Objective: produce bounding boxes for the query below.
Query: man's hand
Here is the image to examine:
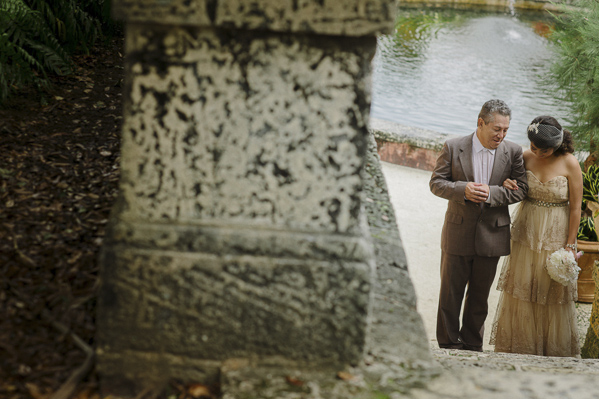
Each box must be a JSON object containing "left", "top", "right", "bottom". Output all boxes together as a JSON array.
[
  {"left": 465, "top": 182, "right": 489, "bottom": 203},
  {"left": 502, "top": 178, "right": 519, "bottom": 191}
]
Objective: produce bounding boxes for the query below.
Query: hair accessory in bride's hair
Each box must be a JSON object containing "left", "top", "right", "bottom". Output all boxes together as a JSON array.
[
  {"left": 527, "top": 122, "right": 540, "bottom": 134},
  {"left": 527, "top": 122, "right": 563, "bottom": 149}
]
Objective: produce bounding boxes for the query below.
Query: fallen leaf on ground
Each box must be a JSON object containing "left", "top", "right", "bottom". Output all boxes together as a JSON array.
[
  {"left": 336, "top": 371, "right": 356, "bottom": 381},
  {"left": 187, "top": 383, "right": 211, "bottom": 398},
  {"left": 285, "top": 376, "right": 305, "bottom": 387},
  {"left": 25, "top": 383, "right": 48, "bottom": 399}
]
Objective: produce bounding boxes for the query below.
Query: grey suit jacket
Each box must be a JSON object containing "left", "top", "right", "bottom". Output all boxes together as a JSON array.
[{"left": 430, "top": 133, "right": 528, "bottom": 257}]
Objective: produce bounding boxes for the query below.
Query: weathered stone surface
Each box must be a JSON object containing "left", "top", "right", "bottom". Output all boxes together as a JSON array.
[
  {"left": 398, "top": 0, "right": 570, "bottom": 12},
  {"left": 369, "top": 118, "right": 453, "bottom": 152},
  {"left": 99, "top": 240, "right": 374, "bottom": 360},
  {"left": 376, "top": 140, "right": 440, "bottom": 171},
  {"left": 362, "top": 134, "right": 431, "bottom": 363},
  {"left": 217, "top": 136, "right": 435, "bottom": 399},
  {"left": 112, "top": 0, "right": 396, "bottom": 36},
  {"left": 405, "top": 348, "right": 599, "bottom": 399},
  {"left": 108, "top": 221, "right": 375, "bottom": 260},
  {"left": 218, "top": 341, "right": 599, "bottom": 399},
  {"left": 119, "top": 25, "right": 375, "bottom": 234},
  {"left": 98, "top": 2, "right": 395, "bottom": 391},
  {"left": 216, "top": 0, "right": 396, "bottom": 36},
  {"left": 369, "top": 118, "right": 453, "bottom": 171},
  {"left": 112, "top": 0, "right": 213, "bottom": 26}
]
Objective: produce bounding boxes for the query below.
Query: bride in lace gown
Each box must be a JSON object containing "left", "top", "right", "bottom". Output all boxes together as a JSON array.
[{"left": 490, "top": 116, "right": 583, "bottom": 357}]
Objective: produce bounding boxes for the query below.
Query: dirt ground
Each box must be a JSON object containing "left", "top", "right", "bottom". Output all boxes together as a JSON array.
[{"left": 0, "top": 35, "right": 124, "bottom": 399}]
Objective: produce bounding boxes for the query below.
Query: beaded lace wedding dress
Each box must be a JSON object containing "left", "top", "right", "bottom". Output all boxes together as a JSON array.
[{"left": 490, "top": 170, "right": 580, "bottom": 357}]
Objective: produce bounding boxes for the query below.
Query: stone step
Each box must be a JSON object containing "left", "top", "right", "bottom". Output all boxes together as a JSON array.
[{"left": 431, "top": 346, "right": 599, "bottom": 374}]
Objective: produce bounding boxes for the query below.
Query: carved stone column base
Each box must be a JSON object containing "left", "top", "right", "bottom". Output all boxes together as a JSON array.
[{"left": 97, "top": 220, "right": 375, "bottom": 391}]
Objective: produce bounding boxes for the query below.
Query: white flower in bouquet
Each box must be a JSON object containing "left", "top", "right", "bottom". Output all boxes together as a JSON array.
[{"left": 546, "top": 248, "right": 582, "bottom": 286}]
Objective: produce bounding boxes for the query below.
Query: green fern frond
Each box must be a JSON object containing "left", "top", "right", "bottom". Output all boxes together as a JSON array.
[
  {"left": 0, "top": 0, "right": 107, "bottom": 103},
  {"left": 25, "top": 0, "right": 101, "bottom": 52},
  {"left": 26, "top": 42, "right": 70, "bottom": 75}
]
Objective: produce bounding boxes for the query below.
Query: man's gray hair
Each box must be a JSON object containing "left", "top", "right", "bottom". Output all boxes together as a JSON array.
[{"left": 478, "top": 99, "right": 511, "bottom": 124}]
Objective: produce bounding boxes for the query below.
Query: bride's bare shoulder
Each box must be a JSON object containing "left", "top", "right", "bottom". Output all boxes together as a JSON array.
[{"left": 563, "top": 153, "right": 581, "bottom": 171}]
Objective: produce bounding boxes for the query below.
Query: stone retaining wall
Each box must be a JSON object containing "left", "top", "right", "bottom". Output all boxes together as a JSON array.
[
  {"left": 370, "top": 118, "right": 588, "bottom": 171},
  {"left": 399, "top": 0, "right": 574, "bottom": 12},
  {"left": 369, "top": 118, "right": 455, "bottom": 171}
]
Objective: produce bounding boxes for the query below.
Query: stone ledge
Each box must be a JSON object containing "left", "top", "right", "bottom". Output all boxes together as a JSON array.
[
  {"left": 215, "top": 342, "right": 599, "bottom": 399},
  {"left": 431, "top": 346, "right": 599, "bottom": 374},
  {"left": 107, "top": 220, "right": 374, "bottom": 261},
  {"left": 112, "top": 0, "right": 395, "bottom": 36},
  {"left": 369, "top": 118, "right": 453, "bottom": 150},
  {"left": 369, "top": 117, "right": 456, "bottom": 171},
  {"left": 362, "top": 133, "right": 431, "bottom": 362},
  {"left": 398, "top": 0, "right": 571, "bottom": 12}
]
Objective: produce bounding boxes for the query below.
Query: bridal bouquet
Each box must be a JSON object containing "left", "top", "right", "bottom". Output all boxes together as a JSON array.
[{"left": 546, "top": 248, "right": 582, "bottom": 286}]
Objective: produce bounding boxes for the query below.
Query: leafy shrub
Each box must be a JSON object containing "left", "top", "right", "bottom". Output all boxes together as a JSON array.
[
  {"left": 578, "top": 165, "right": 599, "bottom": 241},
  {"left": 0, "top": 0, "right": 104, "bottom": 104},
  {"left": 27, "top": 0, "right": 103, "bottom": 52},
  {"left": 550, "top": 0, "right": 599, "bottom": 164},
  {"left": 79, "top": 0, "right": 118, "bottom": 38},
  {"left": 0, "top": 0, "right": 71, "bottom": 102},
  {"left": 582, "top": 165, "right": 599, "bottom": 204},
  {"left": 578, "top": 216, "right": 599, "bottom": 242}
]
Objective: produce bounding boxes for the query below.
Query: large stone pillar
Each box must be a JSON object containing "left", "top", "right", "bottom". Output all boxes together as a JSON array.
[{"left": 97, "top": 0, "right": 395, "bottom": 394}]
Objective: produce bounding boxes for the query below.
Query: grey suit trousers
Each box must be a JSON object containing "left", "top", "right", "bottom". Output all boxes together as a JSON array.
[{"left": 437, "top": 251, "right": 499, "bottom": 350}]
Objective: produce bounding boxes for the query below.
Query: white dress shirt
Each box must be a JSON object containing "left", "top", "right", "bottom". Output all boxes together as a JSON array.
[{"left": 472, "top": 133, "right": 496, "bottom": 186}]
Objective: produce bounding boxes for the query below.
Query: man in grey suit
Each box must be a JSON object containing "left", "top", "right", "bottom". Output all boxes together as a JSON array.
[{"left": 430, "top": 99, "right": 528, "bottom": 351}]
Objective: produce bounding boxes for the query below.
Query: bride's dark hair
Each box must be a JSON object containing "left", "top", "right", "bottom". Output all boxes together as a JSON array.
[{"left": 527, "top": 115, "right": 574, "bottom": 155}]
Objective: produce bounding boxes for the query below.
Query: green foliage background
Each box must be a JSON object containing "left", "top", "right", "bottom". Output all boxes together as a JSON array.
[
  {"left": 549, "top": 0, "right": 599, "bottom": 240},
  {"left": 550, "top": 0, "right": 599, "bottom": 161},
  {"left": 0, "top": 0, "right": 113, "bottom": 104}
]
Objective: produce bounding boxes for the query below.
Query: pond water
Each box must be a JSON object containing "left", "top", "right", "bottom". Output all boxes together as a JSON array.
[{"left": 370, "top": 8, "right": 572, "bottom": 146}]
